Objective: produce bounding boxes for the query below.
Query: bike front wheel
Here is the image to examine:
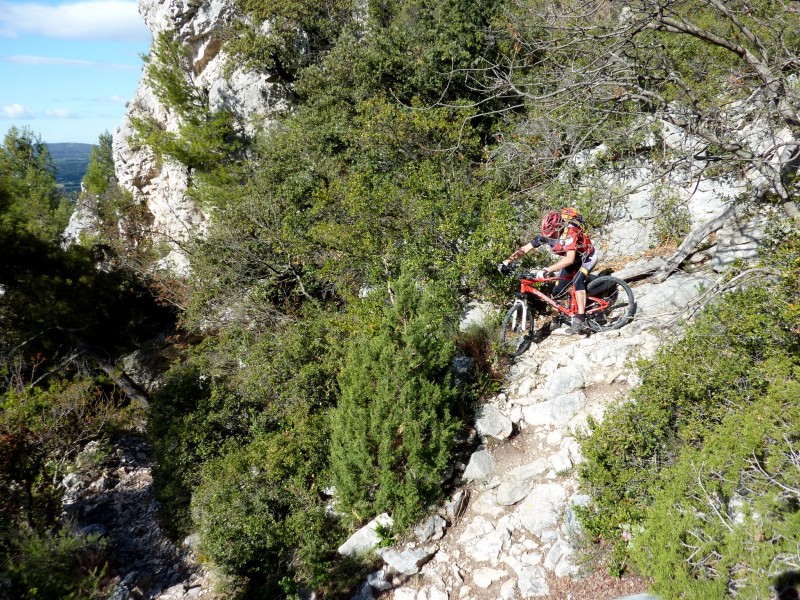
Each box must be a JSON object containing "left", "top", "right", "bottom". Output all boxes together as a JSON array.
[
  {"left": 585, "top": 276, "right": 636, "bottom": 331},
  {"left": 500, "top": 301, "right": 534, "bottom": 357}
]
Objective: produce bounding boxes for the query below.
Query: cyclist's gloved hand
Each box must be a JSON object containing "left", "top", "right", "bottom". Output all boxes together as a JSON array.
[
  {"left": 536, "top": 269, "right": 549, "bottom": 279},
  {"left": 498, "top": 262, "right": 512, "bottom": 276}
]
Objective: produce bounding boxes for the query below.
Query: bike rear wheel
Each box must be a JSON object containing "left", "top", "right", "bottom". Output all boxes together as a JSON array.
[
  {"left": 585, "top": 276, "right": 636, "bottom": 331},
  {"left": 500, "top": 301, "right": 533, "bottom": 357}
]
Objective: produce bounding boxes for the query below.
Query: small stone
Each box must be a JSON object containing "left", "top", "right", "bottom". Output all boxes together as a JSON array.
[
  {"left": 337, "top": 513, "right": 393, "bottom": 557},
  {"left": 545, "top": 430, "right": 562, "bottom": 445},
  {"left": 548, "top": 452, "right": 572, "bottom": 474},
  {"left": 415, "top": 515, "right": 447, "bottom": 542},
  {"left": 393, "top": 588, "right": 415, "bottom": 600},
  {"left": 518, "top": 483, "right": 567, "bottom": 535},
  {"left": 500, "top": 578, "right": 517, "bottom": 600},
  {"left": 452, "top": 564, "right": 464, "bottom": 584},
  {"left": 367, "top": 569, "right": 392, "bottom": 591},
  {"left": 516, "top": 565, "right": 549, "bottom": 598},
  {"left": 463, "top": 450, "right": 497, "bottom": 484},
  {"left": 473, "top": 567, "right": 508, "bottom": 588},
  {"left": 475, "top": 404, "right": 514, "bottom": 440},
  {"left": 379, "top": 546, "right": 437, "bottom": 576},
  {"left": 428, "top": 588, "right": 448, "bottom": 600}
]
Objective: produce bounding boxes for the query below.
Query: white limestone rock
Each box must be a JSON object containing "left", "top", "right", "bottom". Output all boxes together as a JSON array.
[
  {"left": 500, "top": 578, "right": 518, "bottom": 600},
  {"left": 543, "top": 365, "right": 585, "bottom": 399},
  {"left": 415, "top": 515, "right": 447, "bottom": 542},
  {"left": 462, "top": 449, "right": 497, "bottom": 484},
  {"left": 473, "top": 567, "right": 508, "bottom": 589},
  {"left": 475, "top": 404, "right": 514, "bottom": 440},
  {"left": 337, "top": 513, "right": 393, "bottom": 557},
  {"left": 517, "top": 484, "right": 567, "bottom": 535},
  {"left": 102, "top": 0, "right": 291, "bottom": 272},
  {"left": 522, "top": 392, "right": 587, "bottom": 427},
  {"left": 516, "top": 565, "right": 550, "bottom": 598},
  {"left": 458, "top": 516, "right": 510, "bottom": 563},
  {"left": 378, "top": 546, "right": 437, "bottom": 576}
]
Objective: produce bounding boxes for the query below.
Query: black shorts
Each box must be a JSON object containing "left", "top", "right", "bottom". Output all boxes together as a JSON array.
[{"left": 552, "top": 249, "right": 598, "bottom": 296}]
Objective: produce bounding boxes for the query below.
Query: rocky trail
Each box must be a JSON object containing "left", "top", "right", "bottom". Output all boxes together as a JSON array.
[
  {"left": 62, "top": 436, "right": 215, "bottom": 600},
  {"left": 342, "top": 261, "right": 722, "bottom": 600}
]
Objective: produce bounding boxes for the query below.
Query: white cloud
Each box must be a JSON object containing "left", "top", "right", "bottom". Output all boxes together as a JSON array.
[
  {"left": 45, "top": 108, "right": 77, "bottom": 118},
  {"left": 0, "top": 1, "right": 150, "bottom": 42},
  {"left": 1, "top": 103, "right": 35, "bottom": 119},
  {"left": 100, "top": 94, "right": 128, "bottom": 103},
  {"left": 3, "top": 54, "right": 140, "bottom": 71}
]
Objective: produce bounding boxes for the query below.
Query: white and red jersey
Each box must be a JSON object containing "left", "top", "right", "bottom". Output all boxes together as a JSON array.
[{"left": 531, "top": 225, "right": 594, "bottom": 258}]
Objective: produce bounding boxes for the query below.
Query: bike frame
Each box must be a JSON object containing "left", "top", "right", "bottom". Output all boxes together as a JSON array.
[{"left": 508, "top": 274, "right": 611, "bottom": 333}]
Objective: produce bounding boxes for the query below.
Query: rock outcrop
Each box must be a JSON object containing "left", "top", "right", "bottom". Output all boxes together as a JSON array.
[{"left": 95, "top": 0, "right": 288, "bottom": 272}]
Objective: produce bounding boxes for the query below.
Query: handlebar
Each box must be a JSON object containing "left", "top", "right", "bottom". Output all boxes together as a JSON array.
[{"left": 505, "top": 265, "right": 565, "bottom": 283}]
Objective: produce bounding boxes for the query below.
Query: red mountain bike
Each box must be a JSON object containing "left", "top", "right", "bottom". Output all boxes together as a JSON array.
[{"left": 500, "top": 270, "right": 636, "bottom": 356}]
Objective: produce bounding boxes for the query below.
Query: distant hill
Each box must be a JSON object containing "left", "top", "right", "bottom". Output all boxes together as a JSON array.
[{"left": 48, "top": 142, "right": 94, "bottom": 196}]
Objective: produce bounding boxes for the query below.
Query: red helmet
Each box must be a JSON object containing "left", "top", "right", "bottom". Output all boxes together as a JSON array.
[{"left": 541, "top": 211, "right": 563, "bottom": 237}]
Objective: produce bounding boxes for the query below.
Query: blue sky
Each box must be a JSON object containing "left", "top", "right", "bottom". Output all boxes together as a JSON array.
[{"left": 0, "top": 0, "right": 151, "bottom": 144}]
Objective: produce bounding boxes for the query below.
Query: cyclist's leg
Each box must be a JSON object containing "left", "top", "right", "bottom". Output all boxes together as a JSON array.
[
  {"left": 553, "top": 256, "right": 582, "bottom": 297},
  {"left": 574, "top": 249, "right": 599, "bottom": 315}
]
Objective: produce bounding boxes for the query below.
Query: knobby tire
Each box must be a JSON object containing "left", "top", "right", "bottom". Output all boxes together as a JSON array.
[
  {"left": 500, "top": 302, "right": 533, "bottom": 357},
  {"left": 586, "top": 276, "right": 636, "bottom": 331}
]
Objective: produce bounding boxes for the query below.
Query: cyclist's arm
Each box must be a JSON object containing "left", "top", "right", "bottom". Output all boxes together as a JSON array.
[
  {"left": 502, "top": 242, "right": 534, "bottom": 266},
  {"left": 545, "top": 249, "right": 577, "bottom": 274}
]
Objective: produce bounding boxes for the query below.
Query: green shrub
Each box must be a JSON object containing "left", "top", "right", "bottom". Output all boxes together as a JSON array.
[
  {"left": 632, "top": 373, "right": 800, "bottom": 600},
  {"left": 577, "top": 279, "right": 799, "bottom": 575},
  {"left": 191, "top": 415, "right": 342, "bottom": 596},
  {"left": 1, "top": 529, "right": 110, "bottom": 600},
  {"left": 150, "top": 312, "right": 346, "bottom": 540},
  {"left": 330, "top": 275, "right": 461, "bottom": 528},
  {"left": 652, "top": 188, "right": 691, "bottom": 245},
  {"left": 1, "top": 379, "right": 127, "bottom": 532}
]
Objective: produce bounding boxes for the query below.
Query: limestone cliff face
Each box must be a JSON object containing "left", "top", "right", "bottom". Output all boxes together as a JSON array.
[{"left": 112, "top": 0, "right": 289, "bottom": 273}]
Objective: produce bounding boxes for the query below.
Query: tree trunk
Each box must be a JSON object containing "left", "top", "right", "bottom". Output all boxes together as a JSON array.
[
  {"left": 82, "top": 346, "right": 150, "bottom": 406},
  {"left": 66, "top": 333, "right": 150, "bottom": 406},
  {"left": 651, "top": 203, "right": 739, "bottom": 283}
]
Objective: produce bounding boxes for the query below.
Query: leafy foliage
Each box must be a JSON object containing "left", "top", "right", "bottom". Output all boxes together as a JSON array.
[
  {"left": 0, "top": 128, "right": 172, "bottom": 600},
  {"left": 632, "top": 375, "right": 800, "bottom": 599},
  {"left": 577, "top": 228, "right": 800, "bottom": 578},
  {"left": 191, "top": 419, "right": 343, "bottom": 596},
  {"left": 227, "top": 0, "right": 357, "bottom": 83},
  {"left": 1, "top": 529, "right": 109, "bottom": 600},
  {"left": 149, "top": 310, "right": 349, "bottom": 591},
  {"left": 81, "top": 133, "right": 116, "bottom": 197},
  {"left": 133, "top": 32, "right": 248, "bottom": 201},
  {"left": 104, "top": 0, "right": 800, "bottom": 596},
  {"left": 330, "top": 276, "right": 462, "bottom": 528},
  {"left": 0, "top": 127, "right": 72, "bottom": 243}
]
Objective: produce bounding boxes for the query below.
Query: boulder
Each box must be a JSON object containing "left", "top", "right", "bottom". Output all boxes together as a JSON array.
[
  {"left": 378, "top": 546, "right": 437, "bottom": 576},
  {"left": 517, "top": 484, "right": 567, "bottom": 535},
  {"left": 522, "top": 392, "right": 587, "bottom": 427}
]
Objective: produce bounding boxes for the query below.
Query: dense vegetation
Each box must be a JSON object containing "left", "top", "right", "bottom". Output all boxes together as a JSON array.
[
  {"left": 578, "top": 230, "right": 800, "bottom": 597},
  {"left": 0, "top": 127, "right": 174, "bottom": 598},
  {"left": 2, "top": 0, "right": 800, "bottom": 598}
]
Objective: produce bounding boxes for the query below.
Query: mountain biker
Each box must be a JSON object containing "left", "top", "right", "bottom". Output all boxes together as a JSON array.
[{"left": 498, "top": 208, "right": 598, "bottom": 334}]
